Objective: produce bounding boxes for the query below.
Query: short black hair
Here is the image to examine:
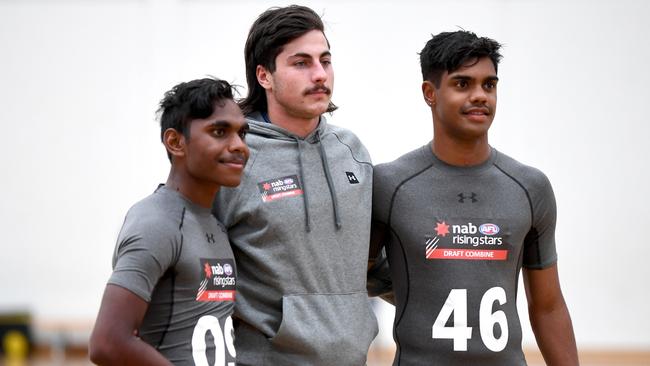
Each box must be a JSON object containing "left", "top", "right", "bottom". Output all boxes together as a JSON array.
[
  {"left": 158, "top": 77, "right": 236, "bottom": 160},
  {"left": 240, "top": 5, "right": 337, "bottom": 115},
  {"left": 420, "top": 30, "right": 503, "bottom": 87}
]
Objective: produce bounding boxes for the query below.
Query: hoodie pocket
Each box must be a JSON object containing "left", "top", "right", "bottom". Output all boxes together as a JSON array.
[{"left": 268, "top": 291, "right": 378, "bottom": 366}]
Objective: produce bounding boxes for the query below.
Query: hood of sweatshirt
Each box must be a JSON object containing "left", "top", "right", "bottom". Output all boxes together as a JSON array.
[{"left": 245, "top": 111, "right": 341, "bottom": 232}]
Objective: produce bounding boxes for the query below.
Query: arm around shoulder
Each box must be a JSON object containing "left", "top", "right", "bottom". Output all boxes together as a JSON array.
[
  {"left": 89, "top": 284, "right": 173, "bottom": 366},
  {"left": 523, "top": 263, "right": 579, "bottom": 366},
  {"left": 367, "top": 221, "right": 395, "bottom": 303}
]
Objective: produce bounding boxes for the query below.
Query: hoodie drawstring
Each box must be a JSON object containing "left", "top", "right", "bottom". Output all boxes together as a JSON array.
[
  {"left": 316, "top": 131, "right": 342, "bottom": 230},
  {"left": 293, "top": 131, "right": 342, "bottom": 232},
  {"left": 295, "top": 139, "right": 312, "bottom": 232}
]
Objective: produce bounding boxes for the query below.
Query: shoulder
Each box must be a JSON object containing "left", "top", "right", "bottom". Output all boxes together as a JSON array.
[
  {"left": 492, "top": 149, "right": 552, "bottom": 193},
  {"left": 373, "top": 144, "right": 433, "bottom": 221},
  {"left": 113, "top": 192, "right": 188, "bottom": 275},
  {"left": 375, "top": 144, "right": 433, "bottom": 193},
  {"left": 128, "top": 189, "right": 184, "bottom": 222},
  {"left": 323, "top": 123, "right": 371, "bottom": 163},
  {"left": 325, "top": 123, "right": 362, "bottom": 144},
  {"left": 120, "top": 190, "right": 185, "bottom": 241}
]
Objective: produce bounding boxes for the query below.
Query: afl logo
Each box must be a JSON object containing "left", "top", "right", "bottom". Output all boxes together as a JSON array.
[{"left": 479, "top": 223, "right": 500, "bottom": 235}]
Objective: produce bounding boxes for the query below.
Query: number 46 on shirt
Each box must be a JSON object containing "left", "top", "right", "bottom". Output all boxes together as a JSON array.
[{"left": 432, "top": 287, "right": 508, "bottom": 352}]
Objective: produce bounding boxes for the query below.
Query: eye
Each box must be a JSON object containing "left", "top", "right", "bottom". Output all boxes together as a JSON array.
[
  {"left": 455, "top": 80, "right": 468, "bottom": 88},
  {"left": 238, "top": 129, "right": 248, "bottom": 140},
  {"left": 321, "top": 59, "right": 332, "bottom": 66},
  {"left": 484, "top": 80, "right": 497, "bottom": 89},
  {"left": 294, "top": 60, "right": 307, "bottom": 67},
  {"left": 213, "top": 128, "right": 225, "bottom": 137}
]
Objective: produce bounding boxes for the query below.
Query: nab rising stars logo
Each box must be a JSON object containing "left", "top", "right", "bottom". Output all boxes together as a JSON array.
[
  {"left": 197, "top": 258, "right": 236, "bottom": 302},
  {"left": 425, "top": 220, "right": 507, "bottom": 261},
  {"left": 258, "top": 175, "right": 303, "bottom": 202},
  {"left": 425, "top": 221, "right": 450, "bottom": 258}
]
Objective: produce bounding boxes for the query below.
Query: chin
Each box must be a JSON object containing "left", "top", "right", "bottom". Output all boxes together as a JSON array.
[
  {"left": 308, "top": 107, "right": 329, "bottom": 119},
  {"left": 219, "top": 178, "right": 242, "bottom": 188},
  {"left": 304, "top": 100, "right": 330, "bottom": 114}
]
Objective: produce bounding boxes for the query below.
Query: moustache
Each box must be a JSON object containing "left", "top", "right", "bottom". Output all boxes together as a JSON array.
[{"left": 304, "top": 85, "right": 331, "bottom": 95}]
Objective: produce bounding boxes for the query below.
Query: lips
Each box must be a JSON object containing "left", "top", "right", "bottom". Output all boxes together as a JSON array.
[
  {"left": 462, "top": 106, "right": 490, "bottom": 116},
  {"left": 220, "top": 154, "right": 247, "bottom": 169},
  {"left": 461, "top": 105, "right": 491, "bottom": 122}
]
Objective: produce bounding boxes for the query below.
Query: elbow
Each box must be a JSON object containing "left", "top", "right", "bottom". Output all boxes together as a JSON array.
[
  {"left": 88, "top": 343, "right": 109, "bottom": 365},
  {"left": 88, "top": 333, "right": 119, "bottom": 365},
  {"left": 529, "top": 296, "right": 568, "bottom": 317}
]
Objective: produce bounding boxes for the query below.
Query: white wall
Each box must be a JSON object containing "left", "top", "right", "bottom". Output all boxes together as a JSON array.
[{"left": 1, "top": 0, "right": 648, "bottom": 350}]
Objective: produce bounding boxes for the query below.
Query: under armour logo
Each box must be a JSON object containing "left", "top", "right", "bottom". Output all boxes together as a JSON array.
[
  {"left": 458, "top": 192, "right": 478, "bottom": 203},
  {"left": 345, "top": 171, "right": 359, "bottom": 184},
  {"left": 206, "top": 233, "right": 215, "bottom": 244}
]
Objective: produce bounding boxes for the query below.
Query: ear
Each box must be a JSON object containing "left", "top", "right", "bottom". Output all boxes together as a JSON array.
[
  {"left": 162, "top": 128, "right": 186, "bottom": 159},
  {"left": 422, "top": 80, "right": 436, "bottom": 107},
  {"left": 256, "top": 65, "right": 273, "bottom": 90}
]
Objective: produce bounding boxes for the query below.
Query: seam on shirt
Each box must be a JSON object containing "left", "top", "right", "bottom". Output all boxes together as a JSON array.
[
  {"left": 492, "top": 163, "right": 535, "bottom": 225},
  {"left": 493, "top": 163, "right": 543, "bottom": 267},
  {"left": 386, "top": 164, "right": 433, "bottom": 227},
  {"left": 155, "top": 268, "right": 176, "bottom": 349},
  {"left": 391, "top": 229, "right": 406, "bottom": 366},
  {"left": 175, "top": 207, "right": 186, "bottom": 265},
  {"left": 179, "top": 207, "right": 186, "bottom": 230},
  {"left": 156, "top": 206, "right": 186, "bottom": 349},
  {"left": 385, "top": 164, "right": 432, "bottom": 366},
  {"left": 330, "top": 131, "right": 372, "bottom": 167}
]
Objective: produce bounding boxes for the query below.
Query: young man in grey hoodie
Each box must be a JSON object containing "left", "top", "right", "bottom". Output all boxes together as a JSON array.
[{"left": 212, "top": 5, "right": 377, "bottom": 365}]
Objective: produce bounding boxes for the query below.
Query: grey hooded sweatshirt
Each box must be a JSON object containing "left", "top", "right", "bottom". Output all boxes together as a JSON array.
[{"left": 213, "top": 112, "right": 378, "bottom": 365}]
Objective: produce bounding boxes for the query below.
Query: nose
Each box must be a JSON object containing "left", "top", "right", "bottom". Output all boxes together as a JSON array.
[
  {"left": 229, "top": 134, "right": 249, "bottom": 156},
  {"left": 469, "top": 85, "right": 488, "bottom": 104},
  {"left": 312, "top": 62, "right": 328, "bottom": 83}
]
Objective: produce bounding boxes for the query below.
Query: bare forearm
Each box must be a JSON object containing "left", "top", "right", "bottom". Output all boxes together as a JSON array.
[
  {"left": 89, "top": 335, "right": 173, "bottom": 366},
  {"left": 90, "top": 285, "right": 173, "bottom": 366},
  {"left": 524, "top": 265, "right": 579, "bottom": 366},
  {"left": 529, "top": 303, "right": 579, "bottom": 366}
]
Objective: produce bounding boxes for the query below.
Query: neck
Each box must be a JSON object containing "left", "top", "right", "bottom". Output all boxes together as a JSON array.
[
  {"left": 265, "top": 103, "right": 319, "bottom": 138},
  {"left": 165, "top": 166, "right": 219, "bottom": 208},
  {"left": 431, "top": 135, "right": 491, "bottom": 167}
]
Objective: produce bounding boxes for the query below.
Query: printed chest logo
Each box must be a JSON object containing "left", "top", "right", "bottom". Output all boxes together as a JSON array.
[
  {"left": 425, "top": 220, "right": 508, "bottom": 261},
  {"left": 346, "top": 171, "right": 359, "bottom": 184},
  {"left": 258, "top": 175, "right": 303, "bottom": 202},
  {"left": 197, "top": 258, "right": 236, "bottom": 302},
  {"left": 457, "top": 192, "right": 478, "bottom": 203}
]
